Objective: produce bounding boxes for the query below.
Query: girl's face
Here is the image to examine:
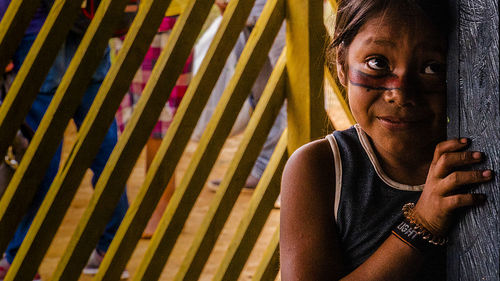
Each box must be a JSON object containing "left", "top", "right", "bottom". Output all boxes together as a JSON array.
[{"left": 337, "top": 10, "right": 447, "bottom": 158}]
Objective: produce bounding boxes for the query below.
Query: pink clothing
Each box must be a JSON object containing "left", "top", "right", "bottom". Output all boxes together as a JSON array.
[{"left": 115, "top": 16, "right": 192, "bottom": 139}]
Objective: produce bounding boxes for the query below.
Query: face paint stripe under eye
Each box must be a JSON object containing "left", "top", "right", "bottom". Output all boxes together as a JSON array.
[
  {"left": 349, "top": 81, "right": 401, "bottom": 91},
  {"left": 349, "top": 69, "right": 402, "bottom": 91}
]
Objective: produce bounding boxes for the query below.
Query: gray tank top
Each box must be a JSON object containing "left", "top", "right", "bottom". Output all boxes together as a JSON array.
[{"left": 326, "top": 125, "right": 446, "bottom": 279}]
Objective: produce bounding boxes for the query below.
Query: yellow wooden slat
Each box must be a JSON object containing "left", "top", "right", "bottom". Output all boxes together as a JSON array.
[
  {"left": 325, "top": 66, "right": 355, "bottom": 125},
  {"left": 285, "top": 0, "right": 326, "bottom": 152},
  {"left": 214, "top": 128, "right": 287, "bottom": 281},
  {"left": 0, "top": 0, "right": 41, "bottom": 75},
  {"left": 94, "top": 0, "right": 263, "bottom": 279},
  {"left": 252, "top": 227, "right": 280, "bottom": 281},
  {"left": 328, "top": 0, "right": 338, "bottom": 11},
  {"left": 132, "top": 0, "right": 286, "bottom": 279},
  {"left": 175, "top": 49, "right": 286, "bottom": 281},
  {"left": 2, "top": 0, "right": 183, "bottom": 278},
  {"left": 0, "top": 0, "right": 82, "bottom": 158},
  {"left": 0, "top": 0, "right": 85, "bottom": 253},
  {"left": 2, "top": 0, "right": 145, "bottom": 279},
  {"left": 2, "top": 0, "right": 135, "bottom": 277},
  {"left": 56, "top": 1, "right": 213, "bottom": 280},
  {"left": 42, "top": 0, "right": 221, "bottom": 280}
]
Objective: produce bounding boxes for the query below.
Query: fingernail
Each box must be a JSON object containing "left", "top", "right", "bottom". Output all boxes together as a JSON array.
[
  {"left": 460, "top": 138, "right": 468, "bottom": 144},
  {"left": 482, "top": 170, "right": 492, "bottom": 177},
  {"left": 472, "top": 152, "right": 482, "bottom": 159}
]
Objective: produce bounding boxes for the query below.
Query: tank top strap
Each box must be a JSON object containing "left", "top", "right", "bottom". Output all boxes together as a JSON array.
[{"left": 325, "top": 134, "right": 342, "bottom": 221}]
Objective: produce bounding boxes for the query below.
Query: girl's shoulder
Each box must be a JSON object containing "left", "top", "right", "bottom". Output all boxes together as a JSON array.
[
  {"left": 290, "top": 138, "right": 334, "bottom": 163},
  {"left": 286, "top": 138, "right": 335, "bottom": 180},
  {"left": 281, "top": 126, "right": 359, "bottom": 208},
  {"left": 281, "top": 137, "right": 337, "bottom": 209}
]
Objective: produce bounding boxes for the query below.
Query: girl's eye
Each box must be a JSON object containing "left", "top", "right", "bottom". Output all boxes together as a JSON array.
[
  {"left": 366, "top": 57, "right": 390, "bottom": 71},
  {"left": 423, "top": 62, "right": 445, "bottom": 74}
]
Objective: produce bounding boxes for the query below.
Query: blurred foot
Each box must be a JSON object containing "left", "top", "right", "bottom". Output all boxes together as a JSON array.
[
  {"left": 0, "top": 257, "right": 42, "bottom": 281},
  {"left": 244, "top": 175, "right": 259, "bottom": 189},
  {"left": 207, "top": 175, "right": 260, "bottom": 192},
  {"left": 83, "top": 249, "right": 129, "bottom": 279}
]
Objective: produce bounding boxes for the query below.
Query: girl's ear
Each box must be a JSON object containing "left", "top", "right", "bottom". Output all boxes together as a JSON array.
[
  {"left": 336, "top": 48, "right": 347, "bottom": 87},
  {"left": 336, "top": 62, "right": 347, "bottom": 87}
]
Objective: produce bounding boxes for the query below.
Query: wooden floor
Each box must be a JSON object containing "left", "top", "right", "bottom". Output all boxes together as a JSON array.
[{"left": 37, "top": 123, "right": 280, "bottom": 281}]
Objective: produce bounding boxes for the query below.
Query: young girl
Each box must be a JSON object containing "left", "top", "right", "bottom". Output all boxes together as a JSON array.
[{"left": 280, "top": 0, "right": 493, "bottom": 280}]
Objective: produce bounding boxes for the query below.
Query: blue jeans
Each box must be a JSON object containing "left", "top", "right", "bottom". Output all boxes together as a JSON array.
[{"left": 5, "top": 32, "right": 129, "bottom": 263}]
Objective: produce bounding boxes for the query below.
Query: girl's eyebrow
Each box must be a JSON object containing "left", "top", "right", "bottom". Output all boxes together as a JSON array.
[
  {"left": 414, "top": 42, "right": 446, "bottom": 55},
  {"left": 363, "top": 37, "right": 397, "bottom": 48}
]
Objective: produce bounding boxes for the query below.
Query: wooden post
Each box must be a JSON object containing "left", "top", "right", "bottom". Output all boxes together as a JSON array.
[
  {"left": 447, "top": 0, "right": 499, "bottom": 279},
  {"left": 286, "top": 0, "right": 326, "bottom": 152}
]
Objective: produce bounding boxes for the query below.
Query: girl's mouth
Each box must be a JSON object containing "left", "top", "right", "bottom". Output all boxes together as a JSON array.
[{"left": 377, "top": 116, "right": 421, "bottom": 129}]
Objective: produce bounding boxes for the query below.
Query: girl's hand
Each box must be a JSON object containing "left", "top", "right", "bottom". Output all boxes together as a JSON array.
[{"left": 414, "top": 138, "right": 492, "bottom": 236}]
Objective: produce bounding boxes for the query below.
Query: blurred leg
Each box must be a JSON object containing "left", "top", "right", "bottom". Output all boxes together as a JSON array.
[
  {"left": 142, "top": 137, "right": 175, "bottom": 238},
  {"left": 71, "top": 46, "right": 128, "bottom": 253}
]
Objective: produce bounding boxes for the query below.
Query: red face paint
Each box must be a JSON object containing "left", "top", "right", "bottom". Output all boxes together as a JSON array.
[{"left": 348, "top": 69, "right": 401, "bottom": 91}]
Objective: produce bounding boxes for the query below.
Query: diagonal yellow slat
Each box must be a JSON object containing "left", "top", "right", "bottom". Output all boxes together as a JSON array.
[
  {"left": 213, "top": 128, "right": 287, "bottom": 281},
  {"left": 0, "top": 0, "right": 87, "bottom": 253},
  {"left": 133, "top": 0, "right": 286, "bottom": 279},
  {"left": 175, "top": 49, "right": 286, "bottom": 281},
  {"left": 1, "top": 1, "right": 134, "bottom": 278},
  {"left": 0, "top": 0, "right": 41, "bottom": 76},
  {"left": 3, "top": 0, "right": 136, "bottom": 280},
  {"left": 252, "top": 227, "right": 280, "bottom": 281},
  {"left": 328, "top": 0, "right": 338, "bottom": 11},
  {"left": 0, "top": 0, "right": 81, "bottom": 180},
  {"left": 55, "top": 0, "right": 215, "bottom": 280},
  {"left": 285, "top": 0, "right": 326, "bottom": 152},
  {"left": 94, "top": 0, "right": 264, "bottom": 279},
  {"left": 41, "top": 1, "right": 221, "bottom": 280},
  {"left": 324, "top": 66, "right": 355, "bottom": 125},
  {"left": 2, "top": 0, "right": 185, "bottom": 278}
]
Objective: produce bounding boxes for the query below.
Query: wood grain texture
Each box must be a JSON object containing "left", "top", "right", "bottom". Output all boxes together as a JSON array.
[{"left": 447, "top": 0, "right": 499, "bottom": 280}]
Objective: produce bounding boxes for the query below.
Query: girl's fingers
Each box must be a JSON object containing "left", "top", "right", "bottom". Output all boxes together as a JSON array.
[
  {"left": 433, "top": 151, "right": 483, "bottom": 178},
  {"left": 432, "top": 138, "right": 469, "bottom": 164},
  {"left": 442, "top": 193, "right": 487, "bottom": 210},
  {"left": 439, "top": 170, "right": 492, "bottom": 195}
]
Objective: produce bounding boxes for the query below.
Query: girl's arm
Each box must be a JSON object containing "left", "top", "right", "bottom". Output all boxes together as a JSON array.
[
  {"left": 280, "top": 139, "right": 345, "bottom": 280},
  {"left": 280, "top": 138, "right": 491, "bottom": 281}
]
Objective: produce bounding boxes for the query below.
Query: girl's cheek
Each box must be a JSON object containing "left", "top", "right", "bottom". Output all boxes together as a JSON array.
[{"left": 420, "top": 77, "right": 446, "bottom": 93}]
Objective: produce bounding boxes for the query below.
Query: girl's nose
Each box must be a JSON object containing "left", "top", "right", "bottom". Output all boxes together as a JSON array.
[{"left": 383, "top": 72, "right": 417, "bottom": 107}]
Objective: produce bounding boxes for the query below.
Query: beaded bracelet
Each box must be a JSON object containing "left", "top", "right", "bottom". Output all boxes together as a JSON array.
[{"left": 392, "top": 203, "right": 447, "bottom": 253}]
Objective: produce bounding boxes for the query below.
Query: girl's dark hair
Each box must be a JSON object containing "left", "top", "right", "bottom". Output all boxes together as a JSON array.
[{"left": 327, "top": 0, "right": 449, "bottom": 71}]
